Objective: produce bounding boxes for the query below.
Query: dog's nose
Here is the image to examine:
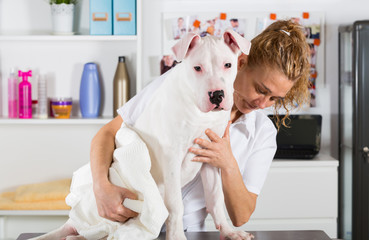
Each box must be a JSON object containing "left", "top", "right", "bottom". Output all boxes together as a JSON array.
[{"left": 208, "top": 90, "right": 224, "bottom": 107}]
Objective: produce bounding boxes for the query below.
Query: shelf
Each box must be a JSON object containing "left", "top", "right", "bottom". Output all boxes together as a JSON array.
[
  {"left": 0, "top": 117, "right": 112, "bottom": 125},
  {"left": 0, "top": 210, "right": 69, "bottom": 216},
  {"left": 0, "top": 34, "right": 137, "bottom": 41}
]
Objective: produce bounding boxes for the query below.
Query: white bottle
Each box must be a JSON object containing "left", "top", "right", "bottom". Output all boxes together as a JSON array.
[{"left": 37, "top": 74, "right": 48, "bottom": 119}]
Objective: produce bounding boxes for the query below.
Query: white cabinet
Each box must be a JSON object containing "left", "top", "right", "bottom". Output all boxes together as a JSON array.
[
  {"left": 205, "top": 155, "right": 339, "bottom": 238},
  {"left": 0, "top": 153, "right": 338, "bottom": 239},
  {"left": 0, "top": 210, "right": 69, "bottom": 240}
]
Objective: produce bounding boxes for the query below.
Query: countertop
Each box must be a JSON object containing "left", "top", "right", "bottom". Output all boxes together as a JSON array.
[
  {"left": 271, "top": 154, "right": 339, "bottom": 167},
  {"left": 17, "top": 230, "right": 332, "bottom": 240}
]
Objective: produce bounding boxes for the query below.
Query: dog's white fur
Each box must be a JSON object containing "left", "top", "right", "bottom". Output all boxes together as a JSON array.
[
  {"left": 32, "top": 29, "right": 253, "bottom": 240},
  {"left": 129, "top": 29, "right": 253, "bottom": 240}
]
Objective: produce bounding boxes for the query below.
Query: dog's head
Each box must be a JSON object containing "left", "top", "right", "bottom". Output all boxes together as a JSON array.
[{"left": 172, "top": 29, "right": 251, "bottom": 112}]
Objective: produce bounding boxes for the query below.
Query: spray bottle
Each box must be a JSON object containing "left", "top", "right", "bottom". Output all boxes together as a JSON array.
[
  {"left": 8, "top": 68, "right": 18, "bottom": 118},
  {"left": 18, "top": 70, "right": 32, "bottom": 119}
]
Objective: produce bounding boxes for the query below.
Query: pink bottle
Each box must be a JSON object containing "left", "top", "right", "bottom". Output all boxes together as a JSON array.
[
  {"left": 8, "top": 68, "right": 18, "bottom": 118},
  {"left": 18, "top": 70, "right": 32, "bottom": 119}
]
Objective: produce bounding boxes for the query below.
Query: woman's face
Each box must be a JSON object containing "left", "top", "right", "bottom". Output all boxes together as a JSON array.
[{"left": 233, "top": 55, "right": 294, "bottom": 114}]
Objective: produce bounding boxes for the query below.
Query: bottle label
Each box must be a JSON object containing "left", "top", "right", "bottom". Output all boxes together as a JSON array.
[{"left": 8, "top": 100, "right": 17, "bottom": 118}]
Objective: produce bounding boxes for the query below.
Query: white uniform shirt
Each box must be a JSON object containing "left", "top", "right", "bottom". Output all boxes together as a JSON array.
[{"left": 117, "top": 71, "right": 277, "bottom": 230}]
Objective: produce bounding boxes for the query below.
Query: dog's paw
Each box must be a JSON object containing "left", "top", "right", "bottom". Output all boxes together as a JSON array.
[
  {"left": 64, "top": 236, "right": 87, "bottom": 240},
  {"left": 221, "top": 230, "right": 254, "bottom": 240},
  {"left": 165, "top": 232, "right": 187, "bottom": 240}
]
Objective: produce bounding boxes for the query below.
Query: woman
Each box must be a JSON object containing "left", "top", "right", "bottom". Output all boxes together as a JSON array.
[{"left": 90, "top": 19, "right": 310, "bottom": 230}]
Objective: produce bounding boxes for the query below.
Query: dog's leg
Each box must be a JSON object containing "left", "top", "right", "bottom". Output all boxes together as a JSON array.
[
  {"left": 200, "top": 164, "right": 254, "bottom": 240},
  {"left": 28, "top": 219, "right": 79, "bottom": 240},
  {"left": 64, "top": 235, "right": 87, "bottom": 240},
  {"left": 163, "top": 161, "right": 187, "bottom": 240},
  {"left": 64, "top": 235, "right": 107, "bottom": 240}
]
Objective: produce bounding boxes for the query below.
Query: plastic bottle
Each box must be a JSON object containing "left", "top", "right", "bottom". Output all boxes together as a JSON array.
[
  {"left": 8, "top": 68, "right": 18, "bottom": 118},
  {"left": 37, "top": 74, "right": 48, "bottom": 119},
  {"left": 113, "top": 56, "right": 130, "bottom": 117},
  {"left": 18, "top": 70, "right": 32, "bottom": 119},
  {"left": 79, "top": 63, "right": 101, "bottom": 118}
]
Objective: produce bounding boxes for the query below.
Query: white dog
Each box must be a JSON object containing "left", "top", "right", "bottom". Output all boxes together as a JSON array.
[
  {"left": 133, "top": 29, "right": 252, "bottom": 240},
  {"left": 32, "top": 29, "right": 253, "bottom": 240}
]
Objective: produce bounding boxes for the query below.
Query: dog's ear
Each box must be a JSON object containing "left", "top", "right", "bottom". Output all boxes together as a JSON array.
[
  {"left": 223, "top": 28, "right": 251, "bottom": 55},
  {"left": 172, "top": 33, "right": 201, "bottom": 62}
]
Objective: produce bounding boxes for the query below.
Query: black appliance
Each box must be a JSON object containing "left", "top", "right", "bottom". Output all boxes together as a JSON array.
[
  {"left": 338, "top": 20, "right": 369, "bottom": 240},
  {"left": 268, "top": 114, "right": 322, "bottom": 159}
]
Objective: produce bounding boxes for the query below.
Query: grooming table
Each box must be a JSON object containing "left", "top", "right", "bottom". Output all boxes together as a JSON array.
[{"left": 17, "top": 230, "right": 332, "bottom": 240}]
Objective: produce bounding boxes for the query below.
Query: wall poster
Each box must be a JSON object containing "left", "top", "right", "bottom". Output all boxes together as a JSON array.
[{"left": 162, "top": 11, "right": 325, "bottom": 108}]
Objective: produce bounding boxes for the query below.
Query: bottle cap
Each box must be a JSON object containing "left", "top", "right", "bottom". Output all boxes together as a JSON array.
[
  {"left": 18, "top": 70, "right": 32, "bottom": 82},
  {"left": 85, "top": 62, "right": 97, "bottom": 70},
  {"left": 119, "top": 56, "right": 126, "bottom": 62}
]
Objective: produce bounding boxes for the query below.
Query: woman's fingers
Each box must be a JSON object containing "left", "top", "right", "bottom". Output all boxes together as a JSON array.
[
  {"left": 223, "top": 121, "right": 232, "bottom": 139},
  {"left": 95, "top": 183, "right": 139, "bottom": 223},
  {"left": 189, "top": 124, "right": 234, "bottom": 169},
  {"left": 119, "top": 189, "right": 140, "bottom": 218},
  {"left": 116, "top": 204, "right": 139, "bottom": 221},
  {"left": 205, "top": 128, "right": 221, "bottom": 142},
  {"left": 194, "top": 137, "right": 211, "bottom": 149},
  {"left": 112, "top": 211, "right": 129, "bottom": 222},
  {"left": 192, "top": 156, "right": 210, "bottom": 163},
  {"left": 189, "top": 146, "right": 213, "bottom": 157}
]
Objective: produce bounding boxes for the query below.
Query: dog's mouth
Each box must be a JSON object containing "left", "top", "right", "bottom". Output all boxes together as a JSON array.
[{"left": 211, "top": 106, "right": 224, "bottom": 112}]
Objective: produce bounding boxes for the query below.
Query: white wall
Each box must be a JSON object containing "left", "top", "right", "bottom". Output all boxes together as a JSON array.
[
  {"left": 141, "top": 0, "right": 369, "bottom": 159},
  {"left": 0, "top": 0, "right": 363, "bottom": 190}
]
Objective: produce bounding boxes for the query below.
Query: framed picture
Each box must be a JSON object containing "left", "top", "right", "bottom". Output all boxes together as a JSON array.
[
  {"left": 255, "top": 12, "right": 322, "bottom": 107},
  {"left": 162, "top": 12, "right": 247, "bottom": 56}
]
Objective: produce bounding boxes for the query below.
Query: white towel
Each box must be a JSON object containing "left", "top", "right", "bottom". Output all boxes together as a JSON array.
[{"left": 65, "top": 122, "right": 168, "bottom": 239}]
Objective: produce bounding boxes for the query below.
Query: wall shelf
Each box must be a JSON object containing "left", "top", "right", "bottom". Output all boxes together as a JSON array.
[
  {"left": 0, "top": 210, "right": 69, "bottom": 216},
  {"left": 0, "top": 34, "right": 137, "bottom": 41},
  {"left": 0, "top": 117, "right": 112, "bottom": 125}
]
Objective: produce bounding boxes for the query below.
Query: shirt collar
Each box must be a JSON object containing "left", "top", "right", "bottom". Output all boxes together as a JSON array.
[{"left": 231, "top": 110, "right": 256, "bottom": 139}]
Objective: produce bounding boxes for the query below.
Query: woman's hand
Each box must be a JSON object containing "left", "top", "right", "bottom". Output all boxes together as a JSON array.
[
  {"left": 189, "top": 121, "right": 238, "bottom": 172},
  {"left": 93, "top": 180, "right": 139, "bottom": 223}
]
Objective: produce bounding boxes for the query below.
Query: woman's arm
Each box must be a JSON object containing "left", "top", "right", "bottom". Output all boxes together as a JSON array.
[
  {"left": 189, "top": 121, "right": 257, "bottom": 226},
  {"left": 221, "top": 162, "right": 258, "bottom": 226},
  {"left": 90, "top": 115, "right": 138, "bottom": 222}
]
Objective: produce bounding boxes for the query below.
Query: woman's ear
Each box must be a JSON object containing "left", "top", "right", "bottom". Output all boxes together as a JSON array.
[{"left": 237, "top": 53, "right": 248, "bottom": 71}]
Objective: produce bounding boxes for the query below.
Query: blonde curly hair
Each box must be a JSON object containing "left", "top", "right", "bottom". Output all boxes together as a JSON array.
[{"left": 247, "top": 19, "right": 311, "bottom": 128}]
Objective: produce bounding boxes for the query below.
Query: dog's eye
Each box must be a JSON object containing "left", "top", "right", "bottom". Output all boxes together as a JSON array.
[
  {"left": 194, "top": 66, "right": 202, "bottom": 72},
  {"left": 224, "top": 63, "right": 232, "bottom": 68}
]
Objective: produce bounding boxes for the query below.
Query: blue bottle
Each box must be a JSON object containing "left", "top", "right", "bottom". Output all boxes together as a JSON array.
[{"left": 79, "top": 63, "right": 101, "bottom": 118}]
